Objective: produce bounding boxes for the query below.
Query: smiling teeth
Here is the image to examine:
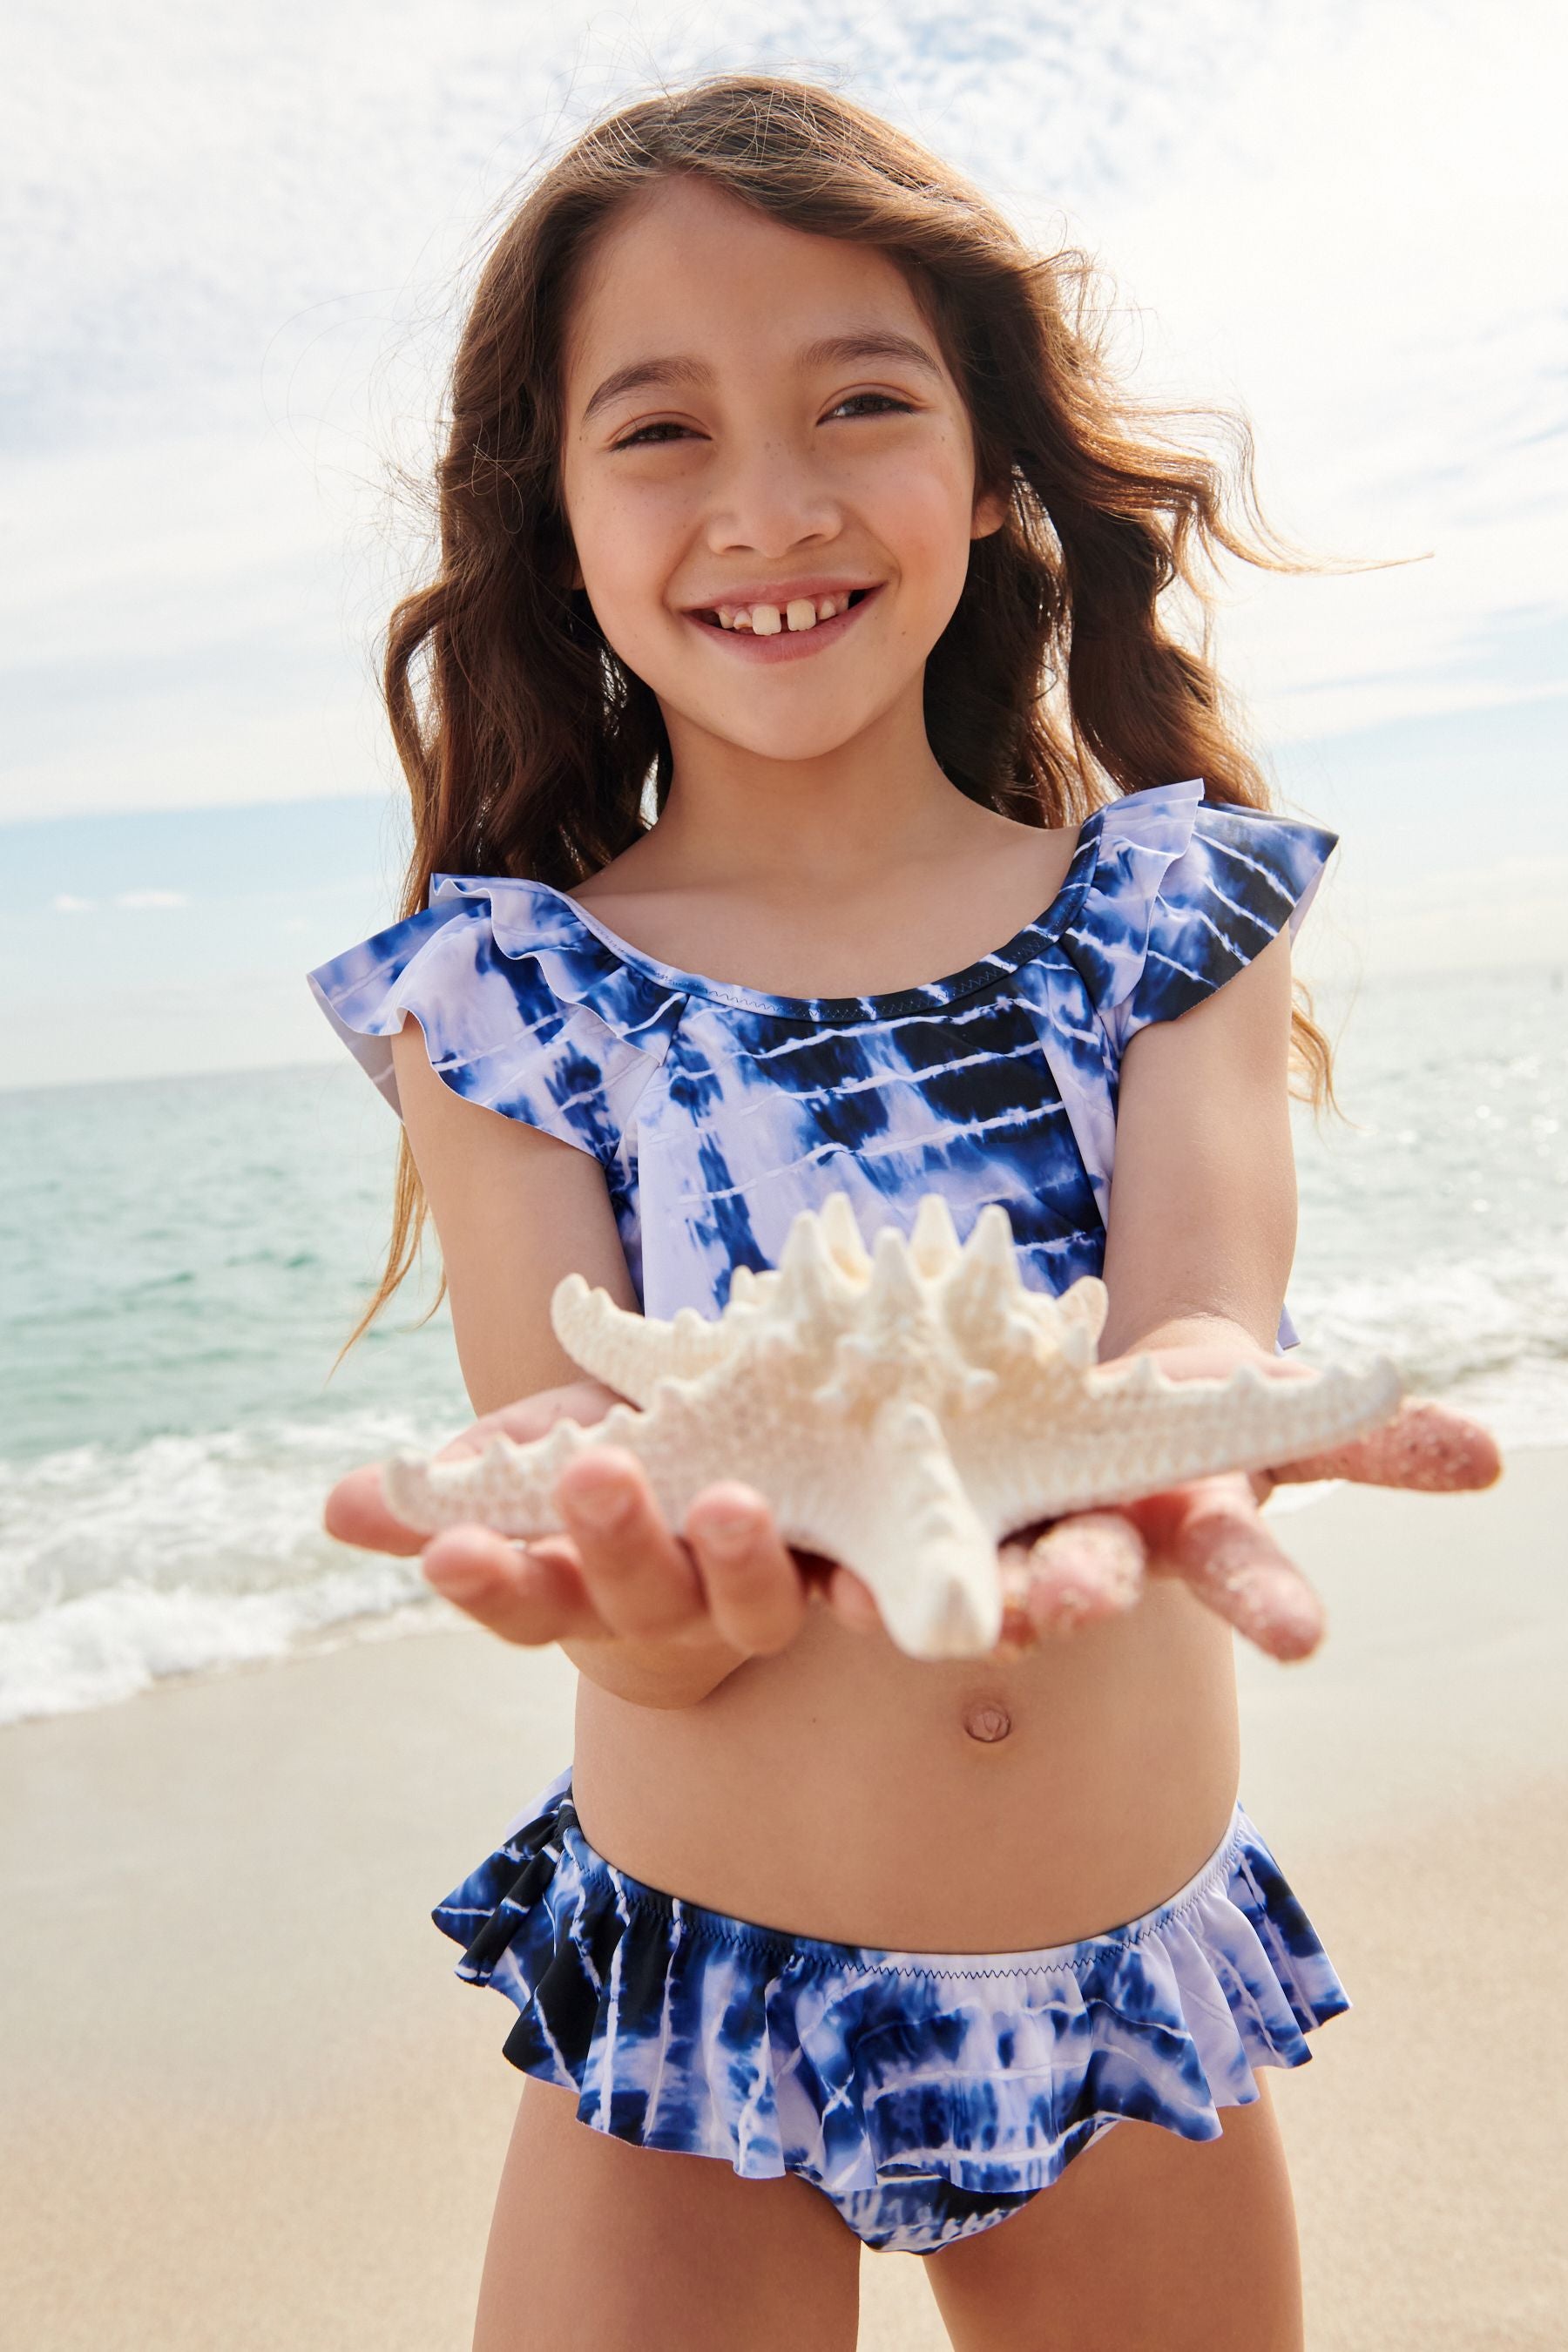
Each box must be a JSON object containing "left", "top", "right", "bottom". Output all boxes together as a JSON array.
[{"left": 716, "top": 592, "right": 856, "bottom": 632}]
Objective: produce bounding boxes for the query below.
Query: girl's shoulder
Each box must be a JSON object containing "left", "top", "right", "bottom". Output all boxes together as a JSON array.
[
  {"left": 306, "top": 872, "right": 688, "bottom": 1165},
  {"left": 1064, "top": 776, "right": 1339, "bottom": 1053}
]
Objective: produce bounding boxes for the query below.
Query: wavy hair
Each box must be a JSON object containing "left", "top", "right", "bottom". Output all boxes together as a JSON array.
[{"left": 345, "top": 71, "right": 1338, "bottom": 1352}]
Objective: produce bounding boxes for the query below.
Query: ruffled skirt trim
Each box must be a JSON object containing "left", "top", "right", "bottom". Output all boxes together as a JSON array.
[{"left": 432, "top": 1770, "right": 1348, "bottom": 2244}]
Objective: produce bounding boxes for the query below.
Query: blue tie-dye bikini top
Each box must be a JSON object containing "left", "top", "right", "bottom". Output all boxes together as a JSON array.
[{"left": 308, "top": 776, "right": 1335, "bottom": 1350}]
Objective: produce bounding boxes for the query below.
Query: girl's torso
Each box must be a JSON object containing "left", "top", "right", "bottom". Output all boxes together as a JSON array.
[
  {"left": 308, "top": 778, "right": 1336, "bottom": 1952},
  {"left": 571, "top": 1586, "right": 1241, "bottom": 1952},
  {"left": 564, "top": 810, "right": 1240, "bottom": 1951}
]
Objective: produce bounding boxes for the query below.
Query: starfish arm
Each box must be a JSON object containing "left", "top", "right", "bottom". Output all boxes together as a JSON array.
[
  {"left": 823, "top": 1401, "right": 1004, "bottom": 1660},
  {"left": 381, "top": 1399, "right": 653, "bottom": 1537},
  {"left": 950, "top": 1353, "right": 1404, "bottom": 1529},
  {"left": 381, "top": 1372, "right": 787, "bottom": 1538},
  {"left": 380, "top": 1364, "right": 851, "bottom": 1558},
  {"left": 549, "top": 1276, "right": 734, "bottom": 1404}
]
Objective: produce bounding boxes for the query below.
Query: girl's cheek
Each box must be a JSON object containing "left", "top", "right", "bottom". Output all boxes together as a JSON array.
[
  {"left": 868, "top": 449, "right": 980, "bottom": 545},
  {"left": 597, "top": 490, "right": 690, "bottom": 595},
  {"left": 571, "top": 507, "right": 670, "bottom": 627},
  {"left": 886, "top": 492, "right": 982, "bottom": 612}
]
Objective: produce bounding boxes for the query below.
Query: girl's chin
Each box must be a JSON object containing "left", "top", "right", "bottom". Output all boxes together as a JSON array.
[{"left": 666, "top": 706, "right": 889, "bottom": 764}]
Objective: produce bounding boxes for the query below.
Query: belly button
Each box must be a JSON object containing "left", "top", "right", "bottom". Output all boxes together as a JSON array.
[{"left": 963, "top": 1699, "right": 1013, "bottom": 1744}]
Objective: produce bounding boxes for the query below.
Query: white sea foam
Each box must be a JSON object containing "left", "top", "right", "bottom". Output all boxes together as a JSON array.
[
  {"left": 0, "top": 1562, "right": 443, "bottom": 1726},
  {"left": 0, "top": 1409, "right": 449, "bottom": 1726},
  {"left": 1288, "top": 1247, "right": 1568, "bottom": 1450}
]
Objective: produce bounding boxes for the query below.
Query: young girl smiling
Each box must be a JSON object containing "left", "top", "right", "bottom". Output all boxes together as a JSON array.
[{"left": 311, "top": 75, "right": 1497, "bottom": 2351}]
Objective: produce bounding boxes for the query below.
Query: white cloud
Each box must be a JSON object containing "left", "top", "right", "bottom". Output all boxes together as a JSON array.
[{"left": 51, "top": 894, "right": 96, "bottom": 914}]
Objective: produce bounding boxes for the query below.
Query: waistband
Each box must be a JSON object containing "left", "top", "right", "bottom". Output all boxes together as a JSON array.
[{"left": 529, "top": 1772, "right": 1255, "bottom": 1981}]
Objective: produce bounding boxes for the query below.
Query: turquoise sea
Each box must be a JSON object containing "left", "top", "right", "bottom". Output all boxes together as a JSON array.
[{"left": 3, "top": 961, "right": 1564, "bottom": 1725}]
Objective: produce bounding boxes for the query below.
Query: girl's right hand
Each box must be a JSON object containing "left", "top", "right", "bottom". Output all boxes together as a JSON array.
[{"left": 322, "top": 1380, "right": 860, "bottom": 1703}]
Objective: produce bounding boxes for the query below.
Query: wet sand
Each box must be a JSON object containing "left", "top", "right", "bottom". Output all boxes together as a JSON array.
[{"left": 3, "top": 1450, "right": 1563, "bottom": 2349}]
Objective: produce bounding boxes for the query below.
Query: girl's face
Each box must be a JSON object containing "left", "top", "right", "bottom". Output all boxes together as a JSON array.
[{"left": 558, "top": 175, "right": 1006, "bottom": 769}]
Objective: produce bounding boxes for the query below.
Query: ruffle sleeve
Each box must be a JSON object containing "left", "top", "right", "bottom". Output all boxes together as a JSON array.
[
  {"left": 1065, "top": 779, "right": 1338, "bottom": 1060},
  {"left": 305, "top": 874, "right": 686, "bottom": 1166}
]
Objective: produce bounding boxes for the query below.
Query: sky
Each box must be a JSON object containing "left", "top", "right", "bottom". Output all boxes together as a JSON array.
[{"left": 3, "top": 0, "right": 1565, "bottom": 1088}]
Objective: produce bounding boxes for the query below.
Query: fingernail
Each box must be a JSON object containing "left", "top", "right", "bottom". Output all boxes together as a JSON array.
[
  {"left": 560, "top": 1477, "right": 633, "bottom": 1533},
  {"left": 694, "top": 1507, "right": 756, "bottom": 1555},
  {"left": 423, "top": 1552, "right": 490, "bottom": 1600}
]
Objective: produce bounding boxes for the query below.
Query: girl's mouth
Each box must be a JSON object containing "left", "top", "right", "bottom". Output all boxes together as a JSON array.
[{"left": 682, "top": 585, "right": 880, "bottom": 659}]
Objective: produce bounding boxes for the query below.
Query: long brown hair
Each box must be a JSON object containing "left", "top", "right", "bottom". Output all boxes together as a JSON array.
[{"left": 348, "top": 71, "right": 1339, "bottom": 1352}]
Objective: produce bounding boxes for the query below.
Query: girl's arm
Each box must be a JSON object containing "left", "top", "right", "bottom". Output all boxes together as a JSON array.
[
  {"left": 988, "top": 808, "right": 1494, "bottom": 1654},
  {"left": 996, "top": 920, "right": 1362, "bottom": 1659},
  {"left": 1097, "top": 923, "right": 1298, "bottom": 1363},
  {"left": 389, "top": 1017, "right": 791, "bottom": 1708},
  {"left": 389, "top": 1014, "right": 639, "bottom": 1411}
]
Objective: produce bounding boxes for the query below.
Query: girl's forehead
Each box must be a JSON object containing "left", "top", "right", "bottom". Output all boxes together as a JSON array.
[{"left": 563, "top": 178, "right": 935, "bottom": 389}]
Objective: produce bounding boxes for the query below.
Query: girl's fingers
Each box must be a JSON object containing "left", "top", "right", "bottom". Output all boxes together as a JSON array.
[
  {"left": 1152, "top": 1481, "right": 1326, "bottom": 1661},
  {"left": 422, "top": 1527, "right": 611, "bottom": 1645},
  {"left": 1273, "top": 1396, "right": 1502, "bottom": 1492},
  {"left": 683, "top": 1482, "right": 812, "bottom": 1655},
  {"left": 325, "top": 1461, "right": 430, "bottom": 1556},
  {"left": 551, "top": 1448, "right": 709, "bottom": 1639},
  {"left": 470, "top": 1380, "right": 625, "bottom": 1451},
  {"left": 825, "top": 1563, "right": 883, "bottom": 1633},
  {"left": 825, "top": 1517, "right": 1149, "bottom": 1654},
  {"left": 1015, "top": 1511, "right": 1147, "bottom": 1637}
]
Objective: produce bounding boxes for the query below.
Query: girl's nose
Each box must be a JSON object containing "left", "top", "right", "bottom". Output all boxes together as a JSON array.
[{"left": 705, "top": 439, "right": 841, "bottom": 556}]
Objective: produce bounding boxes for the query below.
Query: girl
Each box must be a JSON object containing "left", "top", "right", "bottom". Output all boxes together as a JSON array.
[{"left": 310, "top": 76, "right": 1497, "bottom": 2352}]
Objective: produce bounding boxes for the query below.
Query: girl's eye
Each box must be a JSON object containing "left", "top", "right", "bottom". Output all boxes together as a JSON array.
[
  {"left": 611, "top": 421, "right": 695, "bottom": 449},
  {"left": 610, "top": 392, "right": 915, "bottom": 450},
  {"left": 826, "top": 391, "right": 916, "bottom": 422}
]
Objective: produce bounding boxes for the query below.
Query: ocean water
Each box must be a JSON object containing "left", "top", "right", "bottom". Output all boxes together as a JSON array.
[{"left": 2, "top": 962, "right": 1564, "bottom": 1726}]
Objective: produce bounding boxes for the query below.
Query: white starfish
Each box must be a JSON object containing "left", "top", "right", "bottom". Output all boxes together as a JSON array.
[{"left": 382, "top": 1191, "right": 1402, "bottom": 1659}]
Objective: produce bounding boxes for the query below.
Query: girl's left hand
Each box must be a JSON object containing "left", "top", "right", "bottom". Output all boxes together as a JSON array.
[{"left": 829, "top": 1342, "right": 1504, "bottom": 1661}]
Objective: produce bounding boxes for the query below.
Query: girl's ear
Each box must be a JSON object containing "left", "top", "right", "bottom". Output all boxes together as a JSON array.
[{"left": 971, "top": 481, "right": 1009, "bottom": 540}]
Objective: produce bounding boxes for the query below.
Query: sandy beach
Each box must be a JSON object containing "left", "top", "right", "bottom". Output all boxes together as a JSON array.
[{"left": 3, "top": 1449, "right": 1565, "bottom": 2350}]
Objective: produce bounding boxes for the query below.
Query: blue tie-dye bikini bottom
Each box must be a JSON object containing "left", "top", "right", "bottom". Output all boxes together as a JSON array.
[{"left": 432, "top": 1767, "right": 1348, "bottom": 2258}]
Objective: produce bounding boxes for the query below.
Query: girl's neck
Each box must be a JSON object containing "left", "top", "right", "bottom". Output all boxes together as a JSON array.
[{"left": 641, "top": 697, "right": 980, "bottom": 896}]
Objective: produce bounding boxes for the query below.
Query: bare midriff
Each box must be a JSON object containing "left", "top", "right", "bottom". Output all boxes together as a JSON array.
[{"left": 568, "top": 1575, "right": 1242, "bottom": 1955}]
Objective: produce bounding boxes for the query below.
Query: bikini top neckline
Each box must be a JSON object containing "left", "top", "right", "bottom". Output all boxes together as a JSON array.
[{"left": 495, "top": 784, "right": 1200, "bottom": 1022}]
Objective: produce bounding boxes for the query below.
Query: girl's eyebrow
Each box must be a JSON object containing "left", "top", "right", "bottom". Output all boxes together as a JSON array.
[{"left": 580, "top": 331, "right": 945, "bottom": 424}]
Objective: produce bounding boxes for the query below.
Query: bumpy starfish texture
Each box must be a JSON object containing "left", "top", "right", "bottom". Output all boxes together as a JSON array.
[{"left": 383, "top": 1192, "right": 1402, "bottom": 1659}]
